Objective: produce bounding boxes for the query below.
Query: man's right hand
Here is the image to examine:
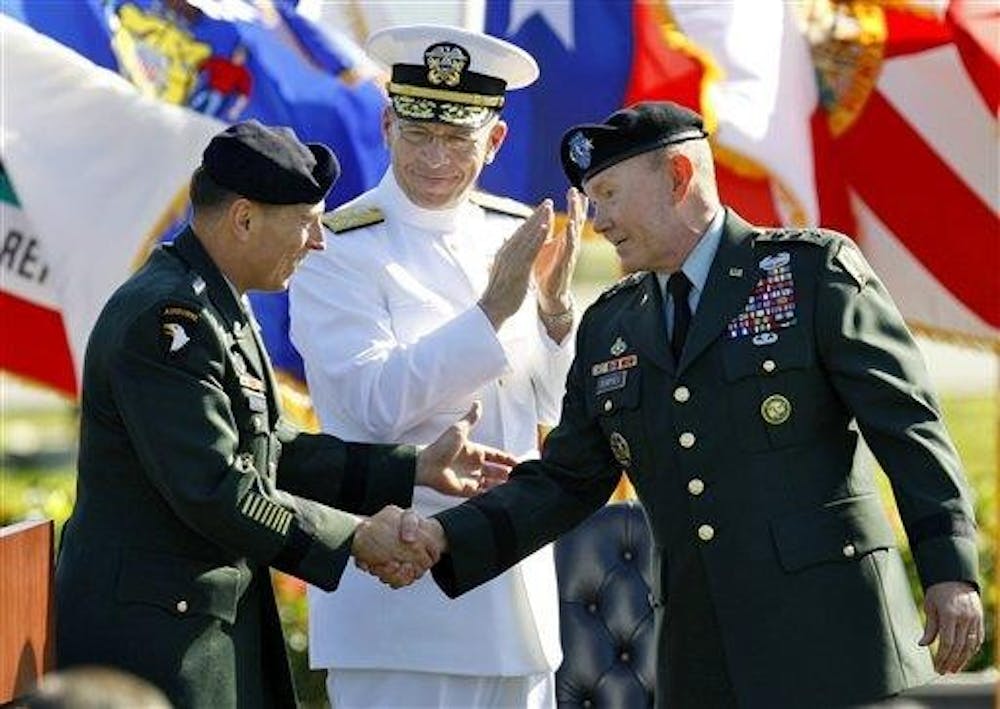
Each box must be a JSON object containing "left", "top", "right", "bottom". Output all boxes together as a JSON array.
[
  {"left": 354, "top": 507, "right": 449, "bottom": 588},
  {"left": 352, "top": 506, "right": 439, "bottom": 588},
  {"left": 478, "top": 200, "right": 554, "bottom": 329}
]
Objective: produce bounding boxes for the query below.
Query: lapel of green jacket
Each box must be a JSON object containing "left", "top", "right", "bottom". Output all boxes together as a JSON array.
[
  {"left": 678, "top": 209, "right": 763, "bottom": 375},
  {"left": 620, "top": 272, "right": 674, "bottom": 374},
  {"left": 170, "top": 228, "right": 274, "bottom": 399}
]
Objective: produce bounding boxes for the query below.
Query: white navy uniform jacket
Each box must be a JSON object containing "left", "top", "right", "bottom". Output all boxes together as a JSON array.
[{"left": 289, "top": 172, "right": 572, "bottom": 675}]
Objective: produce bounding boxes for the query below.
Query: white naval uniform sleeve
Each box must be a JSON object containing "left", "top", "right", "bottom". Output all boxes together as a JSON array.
[
  {"left": 290, "top": 232, "right": 511, "bottom": 442},
  {"left": 528, "top": 309, "right": 577, "bottom": 427}
]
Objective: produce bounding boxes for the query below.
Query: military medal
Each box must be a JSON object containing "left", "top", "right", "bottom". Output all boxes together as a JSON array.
[
  {"left": 727, "top": 253, "right": 797, "bottom": 340},
  {"left": 609, "top": 431, "right": 631, "bottom": 468},
  {"left": 760, "top": 394, "right": 792, "bottom": 425}
]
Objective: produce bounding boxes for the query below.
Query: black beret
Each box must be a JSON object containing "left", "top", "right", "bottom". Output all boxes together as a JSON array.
[
  {"left": 560, "top": 102, "right": 707, "bottom": 188},
  {"left": 201, "top": 120, "right": 339, "bottom": 205}
]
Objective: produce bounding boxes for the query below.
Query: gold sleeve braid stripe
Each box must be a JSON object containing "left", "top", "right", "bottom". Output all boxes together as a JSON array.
[{"left": 240, "top": 492, "right": 293, "bottom": 535}]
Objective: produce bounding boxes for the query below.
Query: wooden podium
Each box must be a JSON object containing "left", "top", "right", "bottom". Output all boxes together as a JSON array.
[{"left": 0, "top": 519, "right": 54, "bottom": 703}]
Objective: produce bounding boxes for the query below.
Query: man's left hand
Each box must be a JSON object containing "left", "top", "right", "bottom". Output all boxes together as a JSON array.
[
  {"left": 534, "top": 187, "right": 587, "bottom": 323},
  {"left": 919, "top": 581, "right": 984, "bottom": 673},
  {"left": 415, "top": 402, "right": 516, "bottom": 497}
]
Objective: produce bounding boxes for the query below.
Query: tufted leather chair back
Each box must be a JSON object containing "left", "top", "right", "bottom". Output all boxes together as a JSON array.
[{"left": 554, "top": 501, "right": 656, "bottom": 708}]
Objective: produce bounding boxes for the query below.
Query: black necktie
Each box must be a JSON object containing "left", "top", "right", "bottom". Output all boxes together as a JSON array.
[{"left": 667, "top": 271, "right": 692, "bottom": 362}]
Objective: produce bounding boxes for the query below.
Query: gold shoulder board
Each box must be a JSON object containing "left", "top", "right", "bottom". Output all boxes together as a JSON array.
[
  {"left": 469, "top": 191, "right": 533, "bottom": 219},
  {"left": 323, "top": 206, "right": 385, "bottom": 234}
]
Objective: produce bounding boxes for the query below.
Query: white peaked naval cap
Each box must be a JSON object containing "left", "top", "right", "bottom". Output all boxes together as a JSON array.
[{"left": 366, "top": 24, "right": 540, "bottom": 127}]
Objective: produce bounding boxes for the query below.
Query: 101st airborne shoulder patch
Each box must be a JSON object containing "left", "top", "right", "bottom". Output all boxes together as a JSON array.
[{"left": 159, "top": 303, "right": 200, "bottom": 358}]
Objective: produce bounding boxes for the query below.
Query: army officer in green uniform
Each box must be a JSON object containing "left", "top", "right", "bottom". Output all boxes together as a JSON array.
[
  {"left": 407, "top": 103, "right": 983, "bottom": 707},
  {"left": 55, "top": 121, "right": 512, "bottom": 708}
]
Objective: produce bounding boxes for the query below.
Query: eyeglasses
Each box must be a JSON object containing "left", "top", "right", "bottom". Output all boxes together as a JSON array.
[{"left": 394, "top": 121, "right": 491, "bottom": 155}]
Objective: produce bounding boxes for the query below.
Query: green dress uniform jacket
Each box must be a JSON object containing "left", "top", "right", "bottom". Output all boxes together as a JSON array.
[
  {"left": 433, "top": 209, "right": 979, "bottom": 708},
  {"left": 56, "top": 228, "right": 417, "bottom": 708}
]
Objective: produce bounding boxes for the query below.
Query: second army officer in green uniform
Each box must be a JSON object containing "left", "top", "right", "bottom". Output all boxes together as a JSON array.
[
  {"left": 414, "top": 103, "right": 984, "bottom": 708},
  {"left": 55, "top": 122, "right": 512, "bottom": 708}
]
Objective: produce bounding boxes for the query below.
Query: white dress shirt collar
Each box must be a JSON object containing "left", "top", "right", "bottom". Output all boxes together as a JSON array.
[{"left": 378, "top": 169, "right": 477, "bottom": 231}]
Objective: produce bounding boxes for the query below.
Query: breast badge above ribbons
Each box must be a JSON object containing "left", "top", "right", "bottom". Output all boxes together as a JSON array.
[
  {"left": 760, "top": 394, "right": 792, "bottom": 425},
  {"left": 610, "top": 337, "right": 627, "bottom": 356},
  {"left": 727, "top": 251, "right": 797, "bottom": 343},
  {"left": 609, "top": 431, "right": 631, "bottom": 468}
]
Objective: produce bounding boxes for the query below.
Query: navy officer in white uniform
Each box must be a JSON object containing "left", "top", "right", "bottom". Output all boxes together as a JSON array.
[{"left": 289, "top": 23, "right": 588, "bottom": 709}]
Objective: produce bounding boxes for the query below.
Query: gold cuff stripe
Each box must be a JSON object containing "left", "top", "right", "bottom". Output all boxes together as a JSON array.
[{"left": 388, "top": 82, "right": 505, "bottom": 108}]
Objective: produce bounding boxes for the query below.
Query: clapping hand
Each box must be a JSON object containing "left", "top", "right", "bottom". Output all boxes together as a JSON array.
[
  {"left": 477, "top": 200, "right": 554, "bottom": 329},
  {"left": 534, "top": 187, "right": 587, "bottom": 318}
]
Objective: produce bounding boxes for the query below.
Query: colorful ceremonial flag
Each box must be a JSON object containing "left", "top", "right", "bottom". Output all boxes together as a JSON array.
[
  {"left": 482, "top": 0, "right": 998, "bottom": 346},
  {"left": 1, "top": 2, "right": 389, "bottom": 396}
]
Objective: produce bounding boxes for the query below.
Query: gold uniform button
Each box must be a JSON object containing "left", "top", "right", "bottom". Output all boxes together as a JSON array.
[
  {"left": 762, "top": 359, "right": 776, "bottom": 373},
  {"left": 687, "top": 478, "right": 705, "bottom": 496},
  {"left": 679, "top": 432, "right": 696, "bottom": 448},
  {"left": 673, "top": 386, "right": 690, "bottom": 403},
  {"left": 176, "top": 600, "right": 189, "bottom": 614},
  {"left": 603, "top": 399, "right": 613, "bottom": 412},
  {"left": 842, "top": 543, "right": 856, "bottom": 558},
  {"left": 697, "top": 524, "right": 715, "bottom": 542}
]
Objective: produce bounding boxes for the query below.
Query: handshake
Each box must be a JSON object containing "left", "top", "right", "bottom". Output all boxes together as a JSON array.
[
  {"left": 351, "top": 506, "right": 448, "bottom": 588},
  {"left": 349, "top": 401, "right": 514, "bottom": 588}
]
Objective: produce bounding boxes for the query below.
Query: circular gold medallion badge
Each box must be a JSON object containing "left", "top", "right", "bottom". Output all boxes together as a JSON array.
[
  {"left": 760, "top": 394, "right": 791, "bottom": 425},
  {"left": 609, "top": 431, "right": 631, "bottom": 468}
]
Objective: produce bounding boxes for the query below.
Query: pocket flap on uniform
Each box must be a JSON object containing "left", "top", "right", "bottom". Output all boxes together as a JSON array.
[
  {"left": 115, "top": 549, "right": 244, "bottom": 624},
  {"left": 588, "top": 367, "right": 641, "bottom": 417},
  {"left": 721, "top": 337, "right": 812, "bottom": 381},
  {"left": 770, "top": 494, "right": 897, "bottom": 573}
]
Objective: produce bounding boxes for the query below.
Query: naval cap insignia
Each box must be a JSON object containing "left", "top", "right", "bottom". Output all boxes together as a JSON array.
[
  {"left": 425, "top": 43, "right": 469, "bottom": 87},
  {"left": 610, "top": 337, "right": 627, "bottom": 356},
  {"left": 761, "top": 394, "right": 792, "bottom": 425},
  {"left": 568, "top": 131, "right": 593, "bottom": 170},
  {"left": 609, "top": 431, "right": 631, "bottom": 468}
]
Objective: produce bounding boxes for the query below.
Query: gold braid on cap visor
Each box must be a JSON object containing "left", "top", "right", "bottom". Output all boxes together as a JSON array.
[
  {"left": 390, "top": 95, "right": 494, "bottom": 127},
  {"left": 387, "top": 82, "right": 506, "bottom": 108}
]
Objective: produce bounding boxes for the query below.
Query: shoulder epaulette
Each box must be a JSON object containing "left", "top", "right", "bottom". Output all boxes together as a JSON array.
[
  {"left": 753, "top": 228, "right": 833, "bottom": 247},
  {"left": 469, "top": 191, "right": 533, "bottom": 219},
  {"left": 597, "top": 271, "right": 647, "bottom": 303},
  {"left": 322, "top": 205, "right": 385, "bottom": 234}
]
